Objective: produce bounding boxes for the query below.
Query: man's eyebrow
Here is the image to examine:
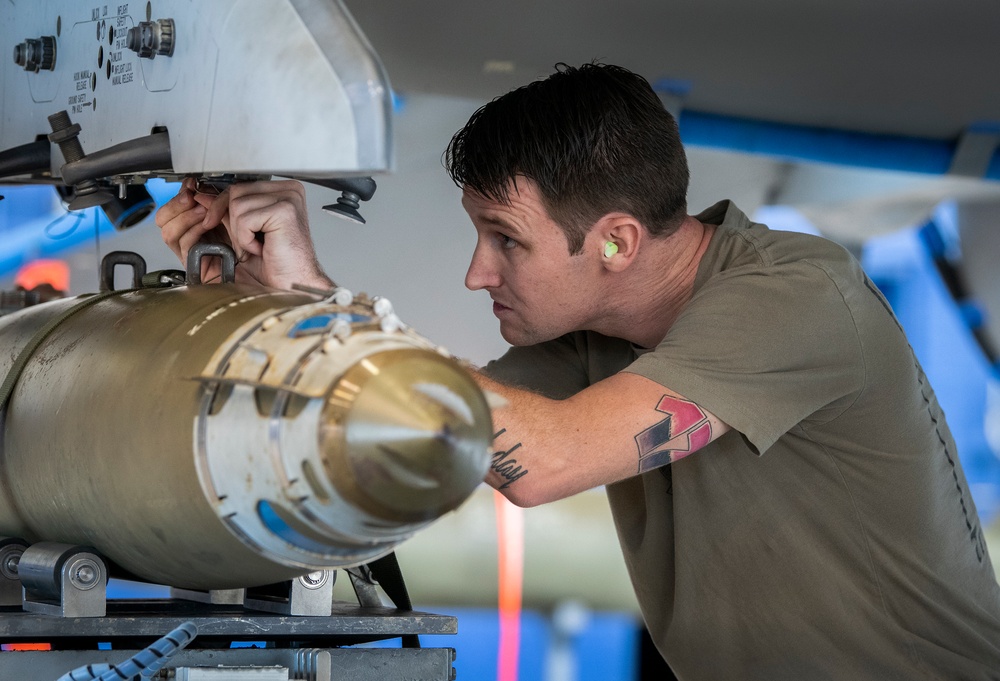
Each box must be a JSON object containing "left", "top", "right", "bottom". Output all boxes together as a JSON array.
[{"left": 480, "top": 214, "right": 523, "bottom": 234}]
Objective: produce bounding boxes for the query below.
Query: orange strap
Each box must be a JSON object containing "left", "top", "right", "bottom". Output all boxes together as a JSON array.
[{"left": 495, "top": 490, "right": 524, "bottom": 681}]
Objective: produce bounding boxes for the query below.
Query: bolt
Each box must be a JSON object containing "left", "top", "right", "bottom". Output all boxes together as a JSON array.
[
  {"left": 299, "top": 571, "right": 328, "bottom": 589},
  {"left": 380, "top": 314, "right": 401, "bottom": 333},
  {"left": 76, "top": 565, "right": 96, "bottom": 584},
  {"left": 331, "top": 288, "right": 353, "bottom": 307},
  {"left": 372, "top": 297, "right": 393, "bottom": 317},
  {"left": 48, "top": 111, "right": 112, "bottom": 209},
  {"left": 331, "top": 320, "right": 352, "bottom": 340},
  {"left": 69, "top": 558, "right": 101, "bottom": 590}
]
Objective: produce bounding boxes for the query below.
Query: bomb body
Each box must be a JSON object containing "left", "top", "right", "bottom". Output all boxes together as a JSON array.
[{"left": 0, "top": 283, "right": 490, "bottom": 589}]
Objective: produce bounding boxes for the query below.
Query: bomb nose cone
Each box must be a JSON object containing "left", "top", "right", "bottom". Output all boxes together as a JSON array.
[{"left": 322, "top": 349, "right": 492, "bottom": 523}]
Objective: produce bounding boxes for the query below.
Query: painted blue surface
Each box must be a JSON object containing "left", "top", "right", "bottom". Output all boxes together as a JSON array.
[
  {"left": 0, "top": 180, "right": 180, "bottom": 279},
  {"left": 288, "top": 312, "right": 372, "bottom": 336},
  {"left": 678, "top": 109, "right": 999, "bottom": 180},
  {"left": 862, "top": 212, "right": 1000, "bottom": 522},
  {"left": 106, "top": 580, "right": 171, "bottom": 599},
  {"left": 359, "top": 607, "right": 639, "bottom": 681},
  {"left": 256, "top": 499, "right": 340, "bottom": 553}
]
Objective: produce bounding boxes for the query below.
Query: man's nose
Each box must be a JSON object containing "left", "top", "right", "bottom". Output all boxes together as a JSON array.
[{"left": 465, "top": 247, "right": 500, "bottom": 291}]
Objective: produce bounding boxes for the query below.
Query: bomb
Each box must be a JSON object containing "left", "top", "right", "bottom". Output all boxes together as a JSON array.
[{"left": 0, "top": 275, "right": 491, "bottom": 590}]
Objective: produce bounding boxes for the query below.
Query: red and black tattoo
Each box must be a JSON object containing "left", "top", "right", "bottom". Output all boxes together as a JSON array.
[{"left": 634, "top": 395, "right": 712, "bottom": 472}]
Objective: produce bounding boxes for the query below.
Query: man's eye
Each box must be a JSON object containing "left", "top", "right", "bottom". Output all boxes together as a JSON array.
[{"left": 499, "top": 234, "right": 518, "bottom": 250}]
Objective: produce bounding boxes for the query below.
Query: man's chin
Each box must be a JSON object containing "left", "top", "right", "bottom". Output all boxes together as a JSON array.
[
  {"left": 499, "top": 324, "right": 529, "bottom": 346},
  {"left": 500, "top": 323, "right": 558, "bottom": 347}
]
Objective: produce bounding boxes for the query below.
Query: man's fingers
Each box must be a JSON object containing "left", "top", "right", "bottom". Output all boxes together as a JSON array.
[
  {"left": 176, "top": 221, "right": 222, "bottom": 262},
  {"left": 227, "top": 180, "right": 306, "bottom": 202},
  {"left": 155, "top": 188, "right": 198, "bottom": 229},
  {"left": 159, "top": 206, "right": 207, "bottom": 256},
  {"left": 230, "top": 189, "right": 306, "bottom": 227},
  {"left": 230, "top": 204, "right": 290, "bottom": 257},
  {"left": 156, "top": 179, "right": 313, "bottom": 290},
  {"left": 191, "top": 193, "right": 215, "bottom": 209},
  {"left": 201, "top": 188, "right": 231, "bottom": 232},
  {"left": 222, "top": 190, "right": 306, "bottom": 257}
]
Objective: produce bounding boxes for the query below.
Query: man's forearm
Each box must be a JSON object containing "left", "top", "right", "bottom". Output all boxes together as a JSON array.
[
  {"left": 473, "top": 372, "right": 547, "bottom": 505},
  {"left": 470, "top": 371, "right": 591, "bottom": 507},
  {"left": 469, "top": 369, "right": 730, "bottom": 507}
]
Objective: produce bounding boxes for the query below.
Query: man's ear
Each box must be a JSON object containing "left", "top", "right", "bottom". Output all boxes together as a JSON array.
[{"left": 594, "top": 213, "right": 642, "bottom": 272}]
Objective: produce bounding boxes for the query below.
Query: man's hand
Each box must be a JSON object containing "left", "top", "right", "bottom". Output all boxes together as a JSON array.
[{"left": 155, "top": 178, "right": 334, "bottom": 290}]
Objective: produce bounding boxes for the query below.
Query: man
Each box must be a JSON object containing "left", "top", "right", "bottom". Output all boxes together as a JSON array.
[{"left": 157, "top": 64, "right": 1000, "bottom": 679}]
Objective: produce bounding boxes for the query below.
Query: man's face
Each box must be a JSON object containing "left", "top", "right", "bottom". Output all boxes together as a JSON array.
[{"left": 462, "top": 179, "right": 600, "bottom": 346}]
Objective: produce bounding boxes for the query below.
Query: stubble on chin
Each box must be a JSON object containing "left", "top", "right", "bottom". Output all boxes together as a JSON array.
[{"left": 500, "top": 320, "right": 557, "bottom": 348}]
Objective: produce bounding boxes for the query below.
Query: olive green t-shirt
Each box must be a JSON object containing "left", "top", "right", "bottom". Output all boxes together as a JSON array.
[{"left": 485, "top": 201, "right": 1000, "bottom": 679}]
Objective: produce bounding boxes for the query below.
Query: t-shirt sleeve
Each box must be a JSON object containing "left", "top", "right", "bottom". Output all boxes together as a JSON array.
[
  {"left": 624, "top": 260, "right": 865, "bottom": 455},
  {"left": 482, "top": 333, "right": 592, "bottom": 400}
]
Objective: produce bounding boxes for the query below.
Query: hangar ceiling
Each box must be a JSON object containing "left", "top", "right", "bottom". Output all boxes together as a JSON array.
[
  {"left": 344, "top": 0, "right": 1000, "bottom": 245},
  {"left": 345, "top": 0, "right": 999, "bottom": 141}
]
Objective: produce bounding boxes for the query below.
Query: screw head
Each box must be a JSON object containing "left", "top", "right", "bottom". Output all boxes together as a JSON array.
[
  {"left": 299, "top": 571, "right": 329, "bottom": 589},
  {"left": 68, "top": 558, "right": 102, "bottom": 590}
]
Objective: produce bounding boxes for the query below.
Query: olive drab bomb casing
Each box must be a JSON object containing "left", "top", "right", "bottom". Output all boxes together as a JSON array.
[{"left": 0, "top": 283, "right": 491, "bottom": 590}]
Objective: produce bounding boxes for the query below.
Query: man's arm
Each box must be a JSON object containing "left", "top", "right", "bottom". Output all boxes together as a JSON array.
[{"left": 476, "top": 370, "right": 731, "bottom": 507}]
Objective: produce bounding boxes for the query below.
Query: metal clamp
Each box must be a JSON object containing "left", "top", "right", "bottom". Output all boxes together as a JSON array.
[
  {"left": 346, "top": 565, "right": 383, "bottom": 608},
  {"left": 171, "top": 571, "right": 336, "bottom": 616},
  {"left": 187, "top": 242, "right": 237, "bottom": 285},
  {"left": 141, "top": 269, "right": 186, "bottom": 288},
  {"left": 245, "top": 571, "right": 336, "bottom": 616},
  {"left": 99, "top": 250, "right": 148, "bottom": 292},
  {"left": 169, "top": 586, "right": 247, "bottom": 606},
  {"left": 18, "top": 542, "right": 107, "bottom": 617}
]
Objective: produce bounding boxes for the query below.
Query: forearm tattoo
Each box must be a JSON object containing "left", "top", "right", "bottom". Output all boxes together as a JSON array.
[
  {"left": 490, "top": 428, "right": 528, "bottom": 489},
  {"left": 635, "top": 395, "right": 712, "bottom": 472}
]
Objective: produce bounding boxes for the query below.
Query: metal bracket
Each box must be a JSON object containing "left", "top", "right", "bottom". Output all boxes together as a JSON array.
[
  {"left": 170, "top": 586, "right": 247, "bottom": 605},
  {"left": 172, "top": 571, "right": 336, "bottom": 616},
  {"left": 0, "top": 537, "right": 28, "bottom": 606},
  {"left": 244, "top": 571, "right": 336, "bottom": 616},
  {"left": 187, "top": 242, "right": 237, "bottom": 285},
  {"left": 18, "top": 542, "right": 107, "bottom": 617},
  {"left": 99, "top": 250, "right": 148, "bottom": 292},
  {"left": 346, "top": 565, "right": 383, "bottom": 608},
  {"left": 141, "top": 268, "right": 187, "bottom": 288}
]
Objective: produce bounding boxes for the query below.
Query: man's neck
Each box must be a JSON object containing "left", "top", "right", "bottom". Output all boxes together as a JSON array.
[{"left": 595, "top": 217, "right": 715, "bottom": 348}]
